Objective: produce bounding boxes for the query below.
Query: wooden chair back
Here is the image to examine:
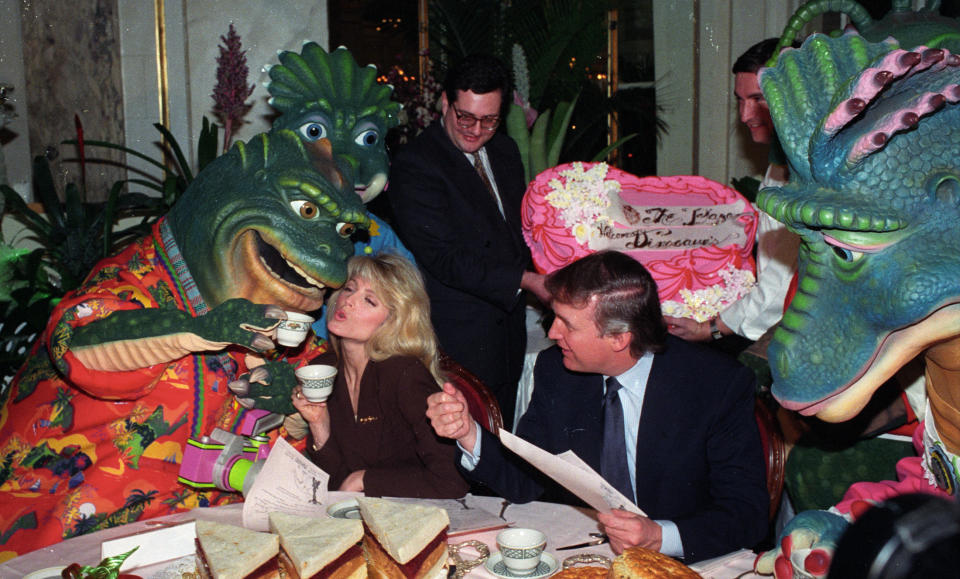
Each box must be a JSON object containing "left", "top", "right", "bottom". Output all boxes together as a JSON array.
[{"left": 439, "top": 354, "right": 505, "bottom": 434}]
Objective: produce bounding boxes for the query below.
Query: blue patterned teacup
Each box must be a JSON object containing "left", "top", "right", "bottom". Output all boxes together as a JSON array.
[
  {"left": 278, "top": 311, "right": 316, "bottom": 346},
  {"left": 497, "top": 528, "right": 547, "bottom": 576},
  {"left": 296, "top": 364, "right": 337, "bottom": 402}
]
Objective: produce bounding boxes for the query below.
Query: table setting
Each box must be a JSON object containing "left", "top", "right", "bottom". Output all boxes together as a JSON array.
[{"left": 0, "top": 492, "right": 761, "bottom": 578}]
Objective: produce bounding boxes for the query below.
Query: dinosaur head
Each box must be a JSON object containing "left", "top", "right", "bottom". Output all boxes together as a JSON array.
[
  {"left": 166, "top": 129, "right": 370, "bottom": 313},
  {"left": 759, "top": 33, "right": 960, "bottom": 421},
  {"left": 267, "top": 43, "right": 401, "bottom": 203}
]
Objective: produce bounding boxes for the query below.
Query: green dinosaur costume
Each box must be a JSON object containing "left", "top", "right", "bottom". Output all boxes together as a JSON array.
[
  {"left": 267, "top": 43, "right": 400, "bottom": 204},
  {"left": 265, "top": 42, "right": 414, "bottom": 338},
  {"left": 751, "top": 32, "right": 960, "bottom": 576},
  {"left": 777, "top": 0, "right": 960, "bottom": 57},
  {"left": 0, "top": 129, "right": 368, "bottom": 557}
]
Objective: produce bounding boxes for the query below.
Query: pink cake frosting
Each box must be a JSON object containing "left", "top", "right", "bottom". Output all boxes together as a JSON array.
[{"left": 522, "top": 162, "right": 759, "bottom": 319}]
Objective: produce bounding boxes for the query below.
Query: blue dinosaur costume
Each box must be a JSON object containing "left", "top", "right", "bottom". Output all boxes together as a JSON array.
[
  {"left": 751, "top": 32, "right": 960, "bottom": 576},
  {"left": 0, "top": 131, "right": 368, "bottom": 557}
]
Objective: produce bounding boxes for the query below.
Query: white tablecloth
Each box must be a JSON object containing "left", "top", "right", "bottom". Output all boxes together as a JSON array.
[{"left": 0, "top": 492, "right": 759, "bottom": 578}]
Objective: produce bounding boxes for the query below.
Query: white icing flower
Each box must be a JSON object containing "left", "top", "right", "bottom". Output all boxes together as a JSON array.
[
  {"left": 659, "top": 265, "right": 757, "bottom": 321},
  {"left": 545, "top": 162, "right": 619, "bottom": 241}
]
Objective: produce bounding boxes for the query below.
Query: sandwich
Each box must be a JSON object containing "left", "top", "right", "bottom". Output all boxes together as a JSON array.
[
  {"left": 195, "top": 519, "right": 281, "bottom": 579},
  {"left": 268, "top": 511, "right": 367, "bottom": 579},
  {"left": 356, "top": 497, "right": 450, "bottom": 579}
]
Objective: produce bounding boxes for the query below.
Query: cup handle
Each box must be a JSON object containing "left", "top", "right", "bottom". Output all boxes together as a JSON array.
[{"left": 448, "top": 540, "right": 490, "bottom": 579}]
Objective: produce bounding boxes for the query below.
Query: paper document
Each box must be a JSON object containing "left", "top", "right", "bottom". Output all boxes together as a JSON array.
[
  {"left": 242, "top": 437, "right": 330, "bottom": 531},
  {"left": 384, "top": 497, "right": 509, "bottom": 537},
  {"left": 498, "top": 429, "right": 645, "bottom": 516}
]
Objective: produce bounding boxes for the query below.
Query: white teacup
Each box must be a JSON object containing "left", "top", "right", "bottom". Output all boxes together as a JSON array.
[
  {"left": 496, "top": 528, "right": 546, "bottom": 576},
  {"left": 295, "top": 364, "right": 337, "bottom": 402},
  {"left": 277, "top": 311, "right": 315, "bottom": 347}
]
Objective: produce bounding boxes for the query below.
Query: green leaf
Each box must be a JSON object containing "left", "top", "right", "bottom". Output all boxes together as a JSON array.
[
  {"left": 590, "top": 133, "right": 639, "bottom": 163},
  {"left": 1, "top": 185, "right": 51, "bottom": 239},
  {"left": 102, "top": 180, "right": 125, "bottom": 256},
  {"left": 197, "top": 117, "right": 220, "bottom": 172},
  {"left": 153, "top": 124, "right": 194, "bottom": 184},
  {"left": 506, "top": 104, "right": 532, "bottom": 183},
  {"left": 546, "top": 93, "right": 579, "bottom": 168},
  {"left": 32, "top": 156, "right": 65, "bottom": 232},
  {"left": 529, "top": 109, "right": 551, "bottom": 178},
  {"left": 0, "top": 243, "right": 31, "bottom": 302},
  {"left": 65, "top": 139, "right": 169, "bottom": 174}
]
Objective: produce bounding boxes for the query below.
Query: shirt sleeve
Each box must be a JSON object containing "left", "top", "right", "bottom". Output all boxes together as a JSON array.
[{"left": 719, "top": 210, "right": 799, "bottom": 340}]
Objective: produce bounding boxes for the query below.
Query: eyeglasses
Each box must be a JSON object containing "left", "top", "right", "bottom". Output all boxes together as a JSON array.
[{"left": 452, "top": 105, "right": 500, "bottom": 131}]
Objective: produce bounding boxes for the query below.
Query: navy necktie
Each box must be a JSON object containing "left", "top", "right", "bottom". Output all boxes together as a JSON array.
[{"left": 601, "top": 376, "right": 634, "bottom": 501}]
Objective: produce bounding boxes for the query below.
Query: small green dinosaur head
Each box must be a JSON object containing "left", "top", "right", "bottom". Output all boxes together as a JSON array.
[
  {"left": 759, "top": 32, "right": 960, "bottom": 421},
  {"left": 267, "top": 43, "right": 400, "bottom": 203},
  {"left": 166, "top": 129, "right": 370, "bottom": 313}
]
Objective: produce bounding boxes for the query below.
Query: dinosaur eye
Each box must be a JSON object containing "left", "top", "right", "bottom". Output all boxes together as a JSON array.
[
  {"left": 298, "top": 122, "right": 328, "bottom": 142},
  {"left": 336, "top": 222, "right": 356, "bottom": 238},
  {"left": 354, "top": 129, "right": 379, "bottom": 147},
  {"left": 825, "top": 242, "right": 864, "bottom": 263},
  {"left": 290, "top": 200, "right": 320, "bottom": 219}
]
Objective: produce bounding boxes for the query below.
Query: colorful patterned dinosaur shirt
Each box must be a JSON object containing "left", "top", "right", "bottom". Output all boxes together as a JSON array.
[{"left": 0, "top": 219, "right": 325, "bottom": 559}]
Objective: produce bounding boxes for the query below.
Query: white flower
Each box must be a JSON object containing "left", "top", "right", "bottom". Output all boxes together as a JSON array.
[
  {"left": 545, "top": 162, "right": 620, "bottom": 241},
  {"left": 660, "top": 265, "right": 756, "bottom": 321}
]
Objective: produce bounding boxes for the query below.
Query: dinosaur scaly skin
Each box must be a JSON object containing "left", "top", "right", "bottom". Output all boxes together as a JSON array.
[
  {"left": 267, "top": 43, "right": 401, "bottom": 203},
  {"left": 754, "top": 32, "right": 960, "bottom": 576},
  {"left": 778, "top": 1, "right": 960, "bottom": 58},
  {"left": 167, "top": 129, "right": 369, "bottom": 313},
  {"left": 0, "top": 129, "right": 365, "bottom": 556},
  {"left": 759, "top": 33, "right": 960, "bottom": 424}
]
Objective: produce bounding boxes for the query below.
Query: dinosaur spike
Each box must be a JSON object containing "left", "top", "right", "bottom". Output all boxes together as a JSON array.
[
  {"left": 874, "top": 70, "right": 894, "bottom": 86},
  {"left": 922, "top": 48, "right": 945, "bottom": 65},
  {"left": 901, "top": 111, "right": 919, "bottom": 128},
  {"left": 928, "top": 93, "right": 947, "bottom": 109},
  {"left": 898, "top": 51, "right": 922, "bottom": 69}
]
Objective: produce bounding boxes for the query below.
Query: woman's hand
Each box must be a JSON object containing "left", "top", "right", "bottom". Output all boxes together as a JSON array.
[
  {"left": 292, "top": 386, "right": 331, "bottom": 448},
  {"left": 339, "top": 470, "right": 366, "bottom": 492}
]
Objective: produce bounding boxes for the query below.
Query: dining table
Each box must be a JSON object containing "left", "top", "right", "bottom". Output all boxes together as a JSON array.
[{"left": 0, "top": 491, "right": 761, "bottom": 578}]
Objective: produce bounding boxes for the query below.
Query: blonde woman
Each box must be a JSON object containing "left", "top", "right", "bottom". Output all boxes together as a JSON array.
[{"left": 292, "top": 253, "right": 468, "bottom": 498}]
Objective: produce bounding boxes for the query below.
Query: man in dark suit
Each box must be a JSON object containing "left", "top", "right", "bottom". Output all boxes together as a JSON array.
[
  {"left": 388, "top": 54, "right": 547, "bottom": 427},
  {"left": 426, "top": 251, "right": 768, "bottom": 563}
]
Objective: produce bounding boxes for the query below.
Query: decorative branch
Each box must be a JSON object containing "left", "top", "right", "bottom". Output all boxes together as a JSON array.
[{"left": 212, "top": 23, "right": 255, "bottom": 153}]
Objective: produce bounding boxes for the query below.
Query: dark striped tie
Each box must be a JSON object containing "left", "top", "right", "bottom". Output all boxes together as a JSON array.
[
  {"left": 473, "top": 153, "right": 498, "bottom": 203},
  {"left": 601, "top": 376, "right": 634, "bottom": 501}
]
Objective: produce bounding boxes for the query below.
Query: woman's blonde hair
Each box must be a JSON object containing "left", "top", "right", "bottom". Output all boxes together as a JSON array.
[{"left": 326, "top": 253, "right": 443, "bottom": 384}]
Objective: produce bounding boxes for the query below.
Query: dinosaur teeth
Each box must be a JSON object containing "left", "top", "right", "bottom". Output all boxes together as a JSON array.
[{"left": 286, "top": 258, "right": 326, "bottom": 290}]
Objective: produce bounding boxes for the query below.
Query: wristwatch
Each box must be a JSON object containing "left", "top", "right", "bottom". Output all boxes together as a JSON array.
[{"left": 709, "top": 318, "right": 723, "bottom": 340}]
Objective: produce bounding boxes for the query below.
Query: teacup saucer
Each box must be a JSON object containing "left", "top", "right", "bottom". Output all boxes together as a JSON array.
[
  {"left": 327, "top": 498, "right": 361, "bottom": 519},
  {"left": 485, "top": 552, "right": 558, "bottom": 579}
]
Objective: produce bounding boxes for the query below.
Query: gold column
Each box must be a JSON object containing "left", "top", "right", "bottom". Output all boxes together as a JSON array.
[
  {"left": 606, "top": 9, "right": 619, "bottom": 164},
  {"left": 418, "top": 0, "right": 429, "bottom": 93}
]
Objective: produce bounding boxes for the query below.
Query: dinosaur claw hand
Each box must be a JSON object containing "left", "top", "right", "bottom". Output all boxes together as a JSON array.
[
  {"left": 228, "top": 379, "right": 250, "bottom": 397},
  {"left": 229, "top": 361, "right": 299, "bottom": 415},
  {"left": 264, "top": 305, "right": 286, "bottom": 320},
  {"left": 754, "top": 510, "right": 847, "bottom": 577}
]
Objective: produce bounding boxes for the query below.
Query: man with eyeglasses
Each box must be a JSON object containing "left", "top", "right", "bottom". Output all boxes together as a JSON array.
[{"left": 388, "top": 54, "right": 548, "bottom": 427}]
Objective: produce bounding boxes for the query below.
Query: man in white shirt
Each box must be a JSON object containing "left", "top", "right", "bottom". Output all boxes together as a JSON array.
[
  {"left": 665, "top": 38, "right": 800, "bottom": 347},
  {"left": 426, "top": 251, "right": 768, "bottom": 563}
]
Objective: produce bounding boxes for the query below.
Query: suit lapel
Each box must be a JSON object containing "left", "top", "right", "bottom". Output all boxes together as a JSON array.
[
  {"left": 436, "top": 131, "right": 509, "bottom": 225},
  {"left": 632, "top": 351, "right": 668, "bottom": 505}
]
